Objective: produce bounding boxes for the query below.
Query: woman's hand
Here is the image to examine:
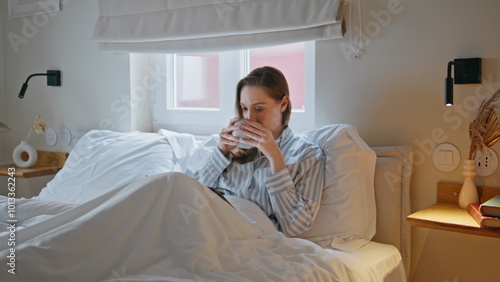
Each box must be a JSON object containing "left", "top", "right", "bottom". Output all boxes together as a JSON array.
[
  {"left": 218, "top": 117, "right": 243, "bottom": 156},
  {"left": 239, "top": 120, "right": 286, "bottom": 173}
]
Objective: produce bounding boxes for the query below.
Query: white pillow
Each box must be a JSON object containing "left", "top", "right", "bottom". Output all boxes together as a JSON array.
[
  {"left": 158, "top": 129, "right": 199, "bottom": 172},
  {"left": 185, "top": 134, "right": 219, "bottom": 176},
  {"left": 295, "top": 124, "right": 377, "bottom": 251},
  {"left": 35, "top": 130, "right": 196, "bottom": 204}
]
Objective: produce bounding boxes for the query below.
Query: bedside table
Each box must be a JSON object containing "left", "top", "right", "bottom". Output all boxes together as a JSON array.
[
  {"left": 407, "top": 182, "right": 500, "bottom": 238},
  {"left": 0, "top": 151, "right": 68, "bottom": 198}
]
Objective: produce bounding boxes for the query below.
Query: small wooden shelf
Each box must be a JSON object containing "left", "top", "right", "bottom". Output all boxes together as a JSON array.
[
  {"left": 0, "top": 151, "right": 68, "bottom": 178},
  {"left": 407, "top": 182, "right": 500, "bottom": 239}
]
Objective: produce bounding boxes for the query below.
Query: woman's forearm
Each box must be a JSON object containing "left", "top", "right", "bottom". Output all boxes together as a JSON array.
[{"left": 268, "top": 151, "right": 286, "bottom": 174}]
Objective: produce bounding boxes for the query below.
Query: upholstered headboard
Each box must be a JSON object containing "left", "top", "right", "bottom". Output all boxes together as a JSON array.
[{"left": 370, "top": 146, "right": 413, "bottom": 276}]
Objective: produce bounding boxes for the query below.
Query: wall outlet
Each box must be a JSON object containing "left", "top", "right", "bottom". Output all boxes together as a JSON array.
[
  {"left": 59, "top": 127, "right": 72, "bottom": 147},
  {"left": 45, "top": 128, "right": 58, "bottom": 147},
  {"left": 475, "top": 148, "right": 498, "bottom": 177}
]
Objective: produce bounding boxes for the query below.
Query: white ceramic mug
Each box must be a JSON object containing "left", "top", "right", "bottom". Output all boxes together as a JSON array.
[{"left": 233, "top": 119, "right": 255, "bottom": 149}]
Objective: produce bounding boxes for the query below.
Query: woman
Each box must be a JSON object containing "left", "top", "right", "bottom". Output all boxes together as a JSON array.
[{"left": 193, "top": 66, "right": 325, "bottom": 237}]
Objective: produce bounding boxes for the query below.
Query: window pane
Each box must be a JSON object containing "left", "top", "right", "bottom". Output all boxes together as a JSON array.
[
  {"left": 173, "top": 53, "right": 219, "bottom": 108},
  {"left": 249, "top": 42, "right": 305, "bottom": 111}
]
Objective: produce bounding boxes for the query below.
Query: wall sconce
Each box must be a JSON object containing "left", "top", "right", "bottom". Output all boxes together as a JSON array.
[
  {"left": 445, "top": 58, "right": 481, "bottom": 106},
  {"left": 18, "top": 70, "right": 61, "bottom": 99}
]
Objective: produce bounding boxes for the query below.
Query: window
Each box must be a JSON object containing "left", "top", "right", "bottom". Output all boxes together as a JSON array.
[
  {"left": 249, "top": 43, "right": 306, "bottom": 112},
  {"left": 151, "top": 42, "right": 315, "bottom": 135},
  {"left": 168, "top": 53, "right": 220, "bottom": 109}
]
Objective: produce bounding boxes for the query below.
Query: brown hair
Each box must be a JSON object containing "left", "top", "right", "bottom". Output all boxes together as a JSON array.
[
  {"left": 231, "top": 66, "right": 291, "bottom": 163},
  {"left": 235, "top": 66, "right": 292, "bottom": 125}
]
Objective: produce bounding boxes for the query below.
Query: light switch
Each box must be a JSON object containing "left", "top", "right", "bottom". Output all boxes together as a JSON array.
[
  {"left": 445, "top": 150, "right": 453, "bottom": 165},
  {"left": 439, "top": 150, "right": 453, "bottom": 165},
  {"left": 439, "top": 150, "right": 447, "bottom": 165},
  {"left": 432, "top": 143, "right": 460, "bottom": 172}
]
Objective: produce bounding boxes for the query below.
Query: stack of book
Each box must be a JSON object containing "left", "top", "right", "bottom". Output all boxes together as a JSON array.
[{"left": 467, "top": 195, "right": 500, "bottom": 229}]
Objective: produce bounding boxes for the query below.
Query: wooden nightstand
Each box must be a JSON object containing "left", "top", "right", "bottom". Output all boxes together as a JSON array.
[
  {"left": 407, "top": 182, "right": 500, "bottom": 238},
  {"left": 0, "top": 151, "right": 68, "bottom": 198}
]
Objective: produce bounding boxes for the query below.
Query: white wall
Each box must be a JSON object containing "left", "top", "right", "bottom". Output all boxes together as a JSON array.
[
  {"left": 315, "top": 1, "right": 500, "bottom": 281},
  {"left": 1, "top": 0, "right": 130, "bottom": 156},
  {"left": 2, "top": 0, "right": 500, "bottom": 281}
]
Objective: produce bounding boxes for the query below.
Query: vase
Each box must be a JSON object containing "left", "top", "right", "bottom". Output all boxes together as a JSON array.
[
  {"left": 458, "top": 159, "right": 479, "bottom": 209},
  {"left": 12, "top": 140, "right": 38, "bottom": 168}
]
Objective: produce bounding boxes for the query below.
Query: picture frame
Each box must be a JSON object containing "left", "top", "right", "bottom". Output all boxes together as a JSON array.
[{"left": 8, "top": 0, "right": 60, "bottom": 19}]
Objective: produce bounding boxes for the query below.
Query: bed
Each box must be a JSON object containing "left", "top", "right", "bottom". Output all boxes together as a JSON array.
[{"left": 0, "top": 124, "right": 412, "bottom": 282}]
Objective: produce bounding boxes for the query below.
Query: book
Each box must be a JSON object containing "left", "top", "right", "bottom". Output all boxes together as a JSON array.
[
  {"left": 467, "top": 203, "right": 500, "bottom": 228},
  {"left": 480, "top": 195, "right": 500, "bottom": 217}
]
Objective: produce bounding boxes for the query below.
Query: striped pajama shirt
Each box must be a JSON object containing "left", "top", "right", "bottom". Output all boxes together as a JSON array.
[{"left": 193, "top": 127, "right": 325, "bottom": 237}]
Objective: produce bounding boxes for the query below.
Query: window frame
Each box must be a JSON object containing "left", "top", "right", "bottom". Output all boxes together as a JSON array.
[{"left": 150, "top": 42, "right": 315, "bottom": 135}]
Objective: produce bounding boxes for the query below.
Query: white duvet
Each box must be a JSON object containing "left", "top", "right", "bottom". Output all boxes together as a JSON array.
[{"left": 0, "top": 172, "right": 369, "bottom": 282}]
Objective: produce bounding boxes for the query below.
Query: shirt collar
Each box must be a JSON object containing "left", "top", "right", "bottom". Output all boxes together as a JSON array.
[{"left": 276, "top": 126, "right": 293, "bottom": 147}]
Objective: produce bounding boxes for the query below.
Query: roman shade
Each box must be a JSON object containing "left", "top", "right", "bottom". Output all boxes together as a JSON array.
[{"left": 92, "top": 0, "right": 346, "bottom": 53}]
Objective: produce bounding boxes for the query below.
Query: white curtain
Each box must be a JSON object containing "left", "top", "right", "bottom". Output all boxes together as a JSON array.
[{"left": 92, "top": 0, "right": 346, "bottom": 53}]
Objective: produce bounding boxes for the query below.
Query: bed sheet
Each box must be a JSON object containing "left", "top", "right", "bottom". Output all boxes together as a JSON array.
[
  {"left": 325, "top": 242, "right": 406, "bottom": 282},
  {"left": 1, "top": 172, "right": 404, "bottom": 282},
  {"left": 227, "top": 195, "right": 406, "bottom": 281}
]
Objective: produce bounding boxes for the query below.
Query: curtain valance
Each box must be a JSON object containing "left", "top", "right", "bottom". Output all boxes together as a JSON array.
[{"left": 92, "top": 0, "right": 346, "bottom": 53}]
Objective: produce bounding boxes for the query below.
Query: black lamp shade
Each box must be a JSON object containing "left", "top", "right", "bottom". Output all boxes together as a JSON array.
[
  {"left": 444, "top": 58, "right": 481, "bottom": 106},
  {"left": 445, "top": 77, "right": 454, "bottom": 106},
  {"left": 18, "top": 83, "right": 29, "bottom": 99}
]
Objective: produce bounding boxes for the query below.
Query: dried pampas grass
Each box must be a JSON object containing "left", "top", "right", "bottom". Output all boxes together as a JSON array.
[
  {"left": 469, "top": 88, "right": 500, "bottom": 159},
  {"left": 25, "top": 114, "right": 47, "bottom": 141}
]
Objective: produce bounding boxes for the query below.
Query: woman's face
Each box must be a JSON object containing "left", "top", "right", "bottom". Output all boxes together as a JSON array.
[{"left": 239, "top": 85, "right": 288, "bottom": 139}]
